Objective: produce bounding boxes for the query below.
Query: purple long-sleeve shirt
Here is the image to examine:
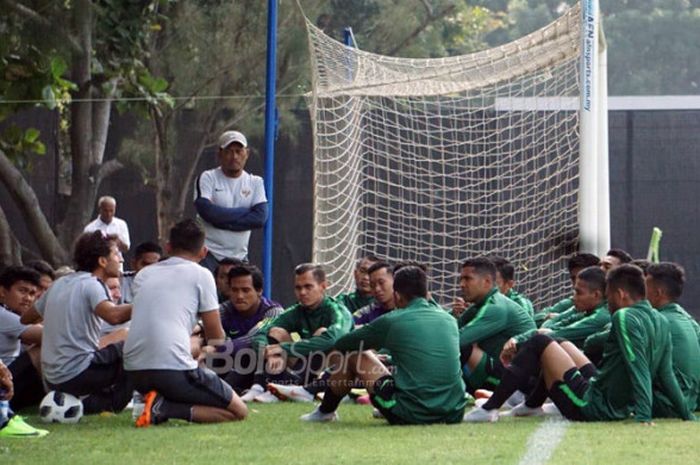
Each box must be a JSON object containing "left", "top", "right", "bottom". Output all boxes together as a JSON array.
[{"left": 219, "top": 296, "right": 283, "bottom": 353}]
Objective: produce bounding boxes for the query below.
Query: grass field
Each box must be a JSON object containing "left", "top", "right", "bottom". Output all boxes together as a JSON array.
[{"left": 1, "top": 403, "right": 698, "bottom": 465}]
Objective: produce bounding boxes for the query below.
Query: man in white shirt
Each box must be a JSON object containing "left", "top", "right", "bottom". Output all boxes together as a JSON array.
[
  {"left": 194, "top": 130, "right": 268, "bottom": 272},
  {"left": 83, "top": 196, "right": 131, "bottom": 253}
]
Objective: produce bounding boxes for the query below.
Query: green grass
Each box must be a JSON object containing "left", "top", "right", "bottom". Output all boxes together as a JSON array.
[{"left": 1, "top": 404, "right": 698, "bottom": 465}]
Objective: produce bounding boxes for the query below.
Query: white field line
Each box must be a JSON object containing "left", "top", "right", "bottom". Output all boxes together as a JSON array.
[{"left": 517, "top": 418, "right": 570, "bottom": 465}]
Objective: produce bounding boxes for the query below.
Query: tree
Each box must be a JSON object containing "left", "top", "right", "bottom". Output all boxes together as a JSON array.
[{"left": 0, "top": 0, "right": 173, "bottom": 265}]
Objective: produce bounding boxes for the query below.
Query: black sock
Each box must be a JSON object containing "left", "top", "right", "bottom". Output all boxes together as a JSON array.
[
  {"left": 482, "top": 363, "right": 527, "bottom": 410},
  {"left": 305, "top": 370, "right": 331, "bottom": 395},
  {"left": 579, "top": 363, "right": 597, "bottom": 379},
  {"left": 319, "top": 388, "right": 344, "bottom": 414},
  {"left": 481, "top": 339, "right": 549, "bottom": 410},
  {"left": 525, "top": 376, "right": 548, "bottom": 408},
  {"left": 160, "top": 399, "right": 193, "bottom": 422}
]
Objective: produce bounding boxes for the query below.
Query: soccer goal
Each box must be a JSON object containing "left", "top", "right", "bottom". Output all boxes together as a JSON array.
[{"left": 306, "top": 1, "right": 609, "bottom": 307}]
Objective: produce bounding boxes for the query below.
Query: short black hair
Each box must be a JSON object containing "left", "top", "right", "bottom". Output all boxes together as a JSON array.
[
  {"left": 215, "top": 257, "right": 244, "bottom": 277},
  {"left": 490, "top": 256, "right": 515, "bottom": 281},
  {"left": 393, "top": 266, "right": 427, "bottom": 301},
  {"left": 606, "top": 248, "right": 633, "bottom": 264},
  {"left": 367, "top": 261, "right": 393, "bottom": 276},
  {"left": 646, "top": 262, "right": 685, "bottom": 300},
  {"left": 134, "top": 241, "right": 163, "bottom": 260},
  {"left": 169, "top": 219, "right": 205, "bottom": 254},
  {"left": 576, "top": 266, "right": 606, "bottom": 294},
  {"left": 393, "top": 260, "right": 428, "bottom": 274},
  {"left": 607, "top": 264, "right": 646, "bottom": 300},
  {"left": 25, "top": 259, "right": 55, "bottom": 280},
  {"left": 567, "top": 253, "right": 600, "bottom": 272},
  {"left": 228, "top": 264, "right": 264, "bottom": 291},
  {"left": 294, "top": 263, "right": 326, "bottom": 283},
  {"left": 461, "top": 257, "right": 497, "bottom": 281},
  {"left": 74, "top": 231, "right": 118, "bottom": 272},
  {"left": 0, "top": 265, "right": 42, "bottom": 289}
]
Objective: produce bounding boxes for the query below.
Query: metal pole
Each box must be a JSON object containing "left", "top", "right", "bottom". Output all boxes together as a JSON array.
[{"left": 263, "top": 0, "right": 278, "bottom": 298}]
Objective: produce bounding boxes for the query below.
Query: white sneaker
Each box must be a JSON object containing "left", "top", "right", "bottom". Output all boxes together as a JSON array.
[
  {"left": 542, "top": 402, "right": 562, "bottom": 417},
  {"left": 463, "top": 406, "right": 499, "bottom": 423},
  {"left": 253, "top": 390, "right": 280, "bottom": 403},
  {"left": 240, "top": 384, "right": 265, "bottom": 403},
  {"left": 300, "top": 406, "right": 339, "bottom": 422},
  {"left": 504, "top": 391, "right": 525, "bottom": 409},
  {"left": 474, "top": 398, "right": 488, "bottom": 408},
  {"left": 372, "top": 408, "right": 384, "bottom": 419},
  {"left": 501, "top": 401, "right": 544, "bottom": 417},
  {"left": 267, "top": 383, "right": 315, "bottom": 402}
]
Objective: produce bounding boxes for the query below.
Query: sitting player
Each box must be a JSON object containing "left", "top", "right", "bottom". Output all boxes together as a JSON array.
[
  {"left": 125, "top": 219, "right": 247, "bottom": 426},
  {"left": 0, "top": 266, "right": 45, "bottom": 410},
  {"left": 120, "top": 241, "right": 163, "bottom": 304},
  {"left": 464, "top": 264, "right": 694, "bottom": 422},
  {"left": 534, "top": 252, "right": 600, "bottom": 326},
  {"left": 301, "top": 266, "right": 466, "bottom": 424},
  {"left": 214, "top": 257, "right": 243, "bottom": 304},
  {"left": 600, "top": 248, "right": 633, "bottom": 274},
  {"left": 491, "top": 256, "right": 535, "bottom": 319},
  {"left": 244, "top": 264, "right": 353, "bottom": 403},
  {"left": 25, "top": 260, "right": 55, "bottom": 299},
  {"left": 21, "top": 232, "right": 133, "bottom": 415},
  {"left": 216, "top": 264, "right": 283, "bottom": 393},
  {"left": 337, "top": 254, "right": 379, "bottom": 312},
  {"left": 353, "top": 261, "right": 396, "bottom": 326},
  {"left": 457, "top": 257, "right": 535, "bottom": 394},
  {"left": 506, "top": 266, "right": 610, "bottom": 353},
  {"left": 646, "top": 262, "right": 700, "bottom": 415}
]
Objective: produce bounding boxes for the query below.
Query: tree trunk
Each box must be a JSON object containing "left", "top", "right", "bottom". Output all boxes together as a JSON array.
[
  {"left": 0, "top": 203, "right": 22, "bottom": 265},
  {"left": 0, "top": 149, "right": 69, "bottom": 265}
]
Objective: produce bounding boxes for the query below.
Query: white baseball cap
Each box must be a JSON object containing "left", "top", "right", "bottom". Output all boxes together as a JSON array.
[{"left": 218, "top": 130, "right": 248, "bottom": 149}]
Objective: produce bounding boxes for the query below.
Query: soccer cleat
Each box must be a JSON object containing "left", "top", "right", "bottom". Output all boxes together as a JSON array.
[
  {"left": 135, "top": 391, "right": 167, "bottom": 428},
  {"left": 501, "top": 402, "right": 545, "bottom": 417},
  {"left": 267, "top": 383, "right": 315, "bottom": 403},
  {"left": 474, "top": 389, "right": 493, "bottom": 400},
  {"left": 463, "top": 406, "right": 499, "bottom": 423},
  {"left": 240, "top": 384, "right": 265, "bottom": 403},
  {"left": 253, "top": 390, "right": 280, "bottom": 403},
  {"left": 474, "top": 398, "right": 489, "bottom": 408},
  {"left": 355, "top": 394, "right": 371, "bottom": 405},
  {"left": 300, "top": 406, "right": 339, "bottom": 422},
  {"left": 0, "top": 416, "right": 49, "bottom": 438}
]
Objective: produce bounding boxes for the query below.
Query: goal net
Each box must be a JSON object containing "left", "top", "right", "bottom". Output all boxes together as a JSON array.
[{"left": 306, "top": 1, "right": 608, "bottom": 308}]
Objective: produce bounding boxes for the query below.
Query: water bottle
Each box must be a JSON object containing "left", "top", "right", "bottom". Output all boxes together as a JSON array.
[
  {"left": 131, "top": 391, "right": 145, "bottom": 420},
  {"left": 0, "top": 398, "right": 9, "bottom": 426}
]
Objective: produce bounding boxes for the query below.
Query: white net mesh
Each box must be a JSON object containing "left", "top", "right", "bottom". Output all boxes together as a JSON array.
[{"left": 308, "top": 3, "right": 585, "bottom": 308}]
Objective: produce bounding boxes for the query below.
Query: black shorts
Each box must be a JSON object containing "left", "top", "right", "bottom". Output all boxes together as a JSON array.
[
  {"left": 369, "top": 375, "right": 408, "bottom": 425},
  {"left": 548, "top": 367, "right": 591, "bottom": 421},
  {"left": 8, "top": 351, "right": 45, "bottom": 411},
  {"left": 127, "top": 367, "right": 234, "bottom": 409},
  {"left": 47, "top": 342, "right": 131, "bottom": 414}
]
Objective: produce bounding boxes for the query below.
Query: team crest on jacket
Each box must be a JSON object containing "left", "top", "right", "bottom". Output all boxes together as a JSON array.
[{"left": 241, "top": 189, "right": 251, "bottom": 197}]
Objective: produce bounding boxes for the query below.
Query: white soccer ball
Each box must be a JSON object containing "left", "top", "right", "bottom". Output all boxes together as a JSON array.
[{"left": 39, "top": 391, "right": 84, "bottom": 424}]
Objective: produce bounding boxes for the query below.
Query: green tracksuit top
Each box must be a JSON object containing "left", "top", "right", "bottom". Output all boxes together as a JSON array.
[
  {"left": 534, "top": 297, "right": 574, "bottom": 327},
  {"left": 506, "top": 289, "right": 535, "bottom": 319},
  {"left": 653, "top": 303, "right": 700, "bottom": 415},
  {"left": 335, "top": 297, "right": 466, "bottom": 424},
  {"left": 337, "top": 289, "right": 374, "bottom": 313},
  {"left": 255, "top": 296, "right": 353, "bottom": 357},
  {"left": 458, "top": 288, "right": 536, "bottom": 359},
  {"left": 581, "top": 300, "right": 693, "bottom": 422},
  {"left": 515, "top": 302, "right": 610, "bottom": 348}
]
